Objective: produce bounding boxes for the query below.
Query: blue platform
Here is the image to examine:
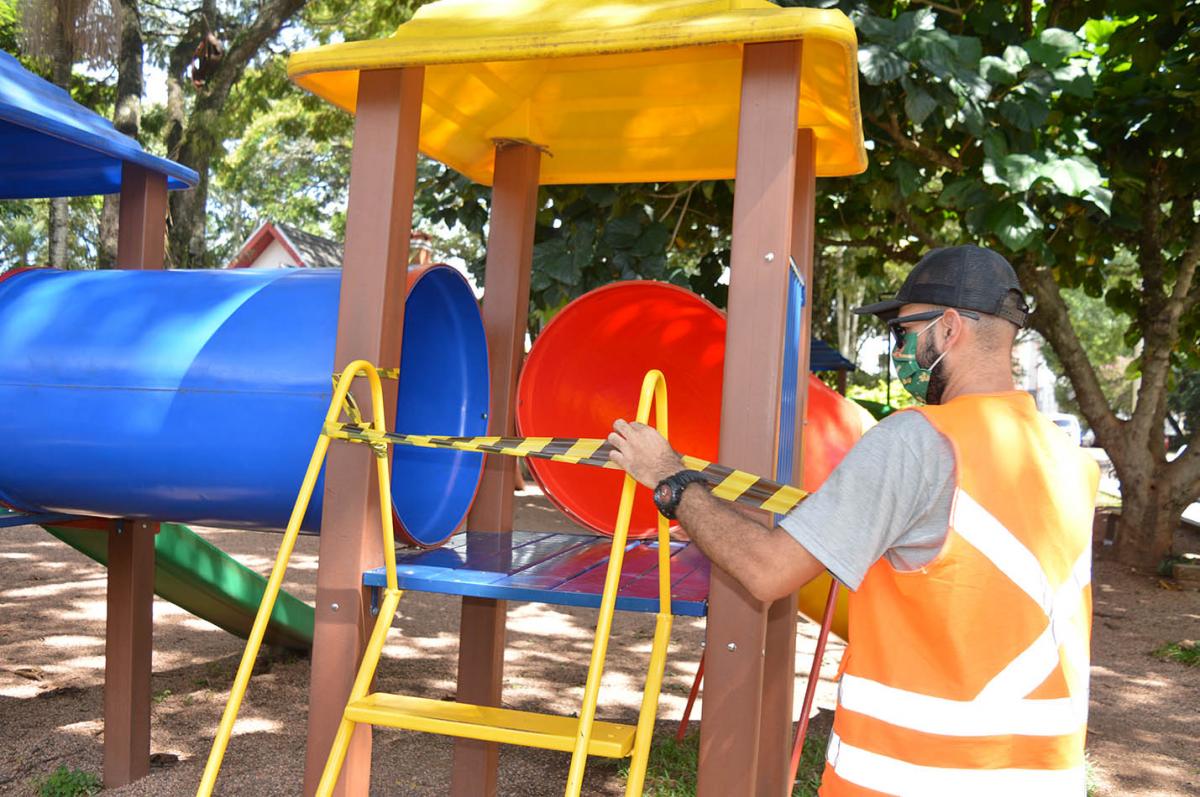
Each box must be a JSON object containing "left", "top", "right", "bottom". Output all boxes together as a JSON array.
[{"left": 363, "top": 531, "right": 711, "bottom": 617}]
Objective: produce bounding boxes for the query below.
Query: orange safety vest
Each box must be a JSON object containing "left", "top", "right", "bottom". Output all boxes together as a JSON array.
[{"left": 820, "top": 392, "right": 1100, "bottom": 797}]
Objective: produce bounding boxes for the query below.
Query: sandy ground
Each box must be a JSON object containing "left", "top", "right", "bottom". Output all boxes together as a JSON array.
[{"left": 1, "top": 493, "right": 1197, "bottom": 796}]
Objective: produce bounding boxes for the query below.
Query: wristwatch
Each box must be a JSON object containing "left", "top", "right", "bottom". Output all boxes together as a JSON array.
[{"left": 653, "top": 469, "right": 708, "bottom": 520}]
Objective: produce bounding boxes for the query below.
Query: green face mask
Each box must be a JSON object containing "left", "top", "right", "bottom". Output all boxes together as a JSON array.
[{"left": 891, "top": 316, "right": 947, "bottom": 403}]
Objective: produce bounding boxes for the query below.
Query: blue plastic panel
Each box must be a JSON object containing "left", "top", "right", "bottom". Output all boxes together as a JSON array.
[
  {"left": 363, "top": 531, "right": 711, "bottom": 617},
  {"left": 0, "top": 51, "right": 197, "bottom": 197}
]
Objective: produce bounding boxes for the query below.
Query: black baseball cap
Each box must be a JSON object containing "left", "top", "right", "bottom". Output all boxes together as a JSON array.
[{"left": 854, "top": 245, "right": 1029, "bottom": 327}]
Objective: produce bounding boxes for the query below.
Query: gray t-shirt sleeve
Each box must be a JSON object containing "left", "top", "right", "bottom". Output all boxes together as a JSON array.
[{"left": 778, "top": 410, "right": 954, "bottom": 591}]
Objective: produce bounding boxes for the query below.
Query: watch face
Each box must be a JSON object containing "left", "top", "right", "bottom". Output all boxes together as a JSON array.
[{"left": 655, "top": 483, "right": 672, "bottom": 504}]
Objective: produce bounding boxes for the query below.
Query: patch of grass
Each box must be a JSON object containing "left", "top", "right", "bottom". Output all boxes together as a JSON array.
[
  {"left": 1152, "top": 640, "right": 1200, "bottom": 667},
  {"left": 152, "top": 688, "right": 173, "bottom": 704},
  {"left": 620, "top": 730, "right": 826, "bottom": 796},
  {"left": 1085, "top": 753, "right": 1100, "bottom": 796},
  {"left": 33, "top": 765, "right": 101, "bottom": 797}
]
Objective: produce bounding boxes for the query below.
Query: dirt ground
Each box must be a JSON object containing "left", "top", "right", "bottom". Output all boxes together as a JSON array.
[{"left": 1, "top": 492, "right": 1197, "bottom": 796}]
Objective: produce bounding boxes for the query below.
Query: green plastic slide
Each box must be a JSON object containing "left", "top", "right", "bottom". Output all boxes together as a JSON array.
[{"left": 40, "top": 521, "right": 314, "bottom": 651}]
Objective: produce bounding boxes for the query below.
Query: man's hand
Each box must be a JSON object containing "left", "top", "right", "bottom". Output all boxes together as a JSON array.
[{"left": 607, "top": 419, "right": 685, "bottom": 488}]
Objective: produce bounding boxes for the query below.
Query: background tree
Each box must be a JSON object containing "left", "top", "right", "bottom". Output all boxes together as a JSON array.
[
  {"left": 796, "top": 0, "right": 1199, "bottom": 569},
  {"left": 19, "top": 0, "right": 117, "bottom": 267}
]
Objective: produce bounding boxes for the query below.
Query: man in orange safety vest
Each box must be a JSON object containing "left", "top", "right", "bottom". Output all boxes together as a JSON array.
[{"left": 608, "top": 244, "right": 1100, "bottom": 796}]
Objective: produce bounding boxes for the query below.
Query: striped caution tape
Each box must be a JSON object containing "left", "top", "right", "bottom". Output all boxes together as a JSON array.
[{"left": 324, "top": 423, "right": 808, "bottom": 515}]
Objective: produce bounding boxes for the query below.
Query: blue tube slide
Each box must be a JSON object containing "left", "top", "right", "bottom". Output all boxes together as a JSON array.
[{"left": 0, "top": 266, "right": 488, "bottom": 547}]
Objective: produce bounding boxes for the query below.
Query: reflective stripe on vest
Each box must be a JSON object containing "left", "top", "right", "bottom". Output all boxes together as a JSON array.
[{"left": 826, "top": 731, "right": 1087, "bottom": 797}]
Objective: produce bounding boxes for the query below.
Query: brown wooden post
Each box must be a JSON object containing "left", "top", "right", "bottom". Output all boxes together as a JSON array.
[
  {"left": 698, "top": 40, "right": 804, "bottom": 797},
  {"left": 450, "top": 141, "right": 541, "bottom": 797},
  {"left": 103, "top": 163, "right": 167, "bottom": 788},
  {"left": 302, "top": 67, "right": 424, "bottom": 797},
  {"left": 757, "top": 128, "right": 819, "bottom": 795}
]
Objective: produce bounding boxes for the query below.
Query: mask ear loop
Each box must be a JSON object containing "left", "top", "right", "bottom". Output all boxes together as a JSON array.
[{"left": 917, "top": 316, "right": 948, "bottom": 372}]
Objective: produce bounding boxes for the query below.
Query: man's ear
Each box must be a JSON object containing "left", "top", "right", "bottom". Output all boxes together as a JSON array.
[{"left": 941, "top": 308, "right": 964, "bottom": 347}]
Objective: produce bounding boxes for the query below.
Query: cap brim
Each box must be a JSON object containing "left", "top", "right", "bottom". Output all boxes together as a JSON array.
[{"left": 852, "top": 298, "right": 904, "bottom": 320}]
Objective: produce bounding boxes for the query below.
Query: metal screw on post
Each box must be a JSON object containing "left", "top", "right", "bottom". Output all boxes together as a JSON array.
[
  {"left": 726, "top": 642, "right": 737, "bottom": 652},
  {"left": 330, "top": 603, "right": 340, "bottom": 612},
  {"left": 764, "top": 252, "right": 775, "bottom": 262}
]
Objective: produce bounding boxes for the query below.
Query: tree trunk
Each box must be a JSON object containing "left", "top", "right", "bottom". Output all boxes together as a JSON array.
[
  {"left": 98, "top": 0, "right": 145, "bottom": 268},
  {"left": 47, "top": 7, "right": 76, "bottom": 268},
  {"left": 163, "top": 0, "right": 307, "bottom": 268},
  {"left": 48, "top": 199, "right": 69, "bottom": 267},
  {"left": 1112, "top": 461, "right": 1188, "bottom": 568}
]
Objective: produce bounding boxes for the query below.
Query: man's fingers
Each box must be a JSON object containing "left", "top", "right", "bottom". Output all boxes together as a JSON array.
[
  {"left": 608, "top": 449, "right": 628, "bottom": 470},
  {"left": 613, "top": 418, "right": 632, "bottom": 435}
]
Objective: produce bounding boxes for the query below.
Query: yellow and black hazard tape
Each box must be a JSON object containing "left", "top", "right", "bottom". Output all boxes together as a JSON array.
[{"left": 323, "top": 422, "right": 808, "bottom": 515}]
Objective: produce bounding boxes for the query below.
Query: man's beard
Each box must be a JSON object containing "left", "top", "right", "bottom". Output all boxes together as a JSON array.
[{"left": 918, "top": 335, "right": 948, "bottom": 405}]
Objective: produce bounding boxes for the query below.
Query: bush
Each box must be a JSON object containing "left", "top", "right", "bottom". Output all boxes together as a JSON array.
[{"left": 34, "top": 766, "right": 101, "bottom": 797}]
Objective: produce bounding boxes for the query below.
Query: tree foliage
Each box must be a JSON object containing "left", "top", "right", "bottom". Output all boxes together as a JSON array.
[{"left": 795, "top": 0, "right": 1199, "bottom": 568}]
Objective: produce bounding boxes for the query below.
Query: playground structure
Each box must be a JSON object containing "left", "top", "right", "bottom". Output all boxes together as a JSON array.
[
  {"left": 1, "top": 0, "right": 868, "bottom": 792},
  {"left": 275, "top": 1, "right": 865, "bottom": 794}
]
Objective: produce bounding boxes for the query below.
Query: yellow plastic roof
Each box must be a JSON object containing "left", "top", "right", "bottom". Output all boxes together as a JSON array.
[{"left": 288, "top": 0, "right": 866, "bottom": 185}]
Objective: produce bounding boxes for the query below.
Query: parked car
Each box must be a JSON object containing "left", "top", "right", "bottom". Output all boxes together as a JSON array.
[{"left": 1049, "top": 412, "right": 1083, "bottom": 445}]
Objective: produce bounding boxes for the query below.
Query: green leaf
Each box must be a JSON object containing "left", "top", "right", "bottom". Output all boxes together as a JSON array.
[
  {"left": 986, "top": 200, "right": 1044, "bottom": 251},
  {"left": 983, "top": 131, "right": 1008, "bottom": 162},
  {"left": 1051, "top": 62, "right": 1094, "bottom": 98},
  {"left": 1083, "top": 185, "right": 1113, "bottom": 215},
  {"left": 859, "top": 44, "right": 908, "bottom": 85},
  {"left": 892, "top": 159, "right": 922, "bottom": 197},
  {"left": 1044, "top": 156, "right": 1102, "bottom": 196},
  {"left": 857, "top": 13, "right": 898, "bottom": 44},
  {"left": 903, "top": 82, "right": 939, "bottom": 125},
  {"left": 959, "top": 99, "right": 986, "bottom": 137},
  {"left": 950, "top": 35, "right": 983, "bottom": 67},
  {"left": 1002, "top": 45, "right": 1031, "bottom": 72},
  {"left": 1024, "top": 29, "right": 1081, "bottom": 68},
  {"left": 1084, "top": 18, "right": 1121, "bottom": 46},
  {"left": 983, "top": 153, "right": 1038, "bottom": 190},
  {"left": 982, "top": 153, "right": 1102, "bottom": 197},
  {"left": 937, "top": 177, "right": 991, "bottom": 209},
  {"left": 532, "top": 237, "right": 580, "bottom": 286},
  {"left": 980, "top": 55, "right": 1020, "bottom": 85},
  {"left": 999, "top": 89, "right": 1050, "bottom": 131},
  {"left": 603, "top": 214, "right": 643, "bottom": 249}
]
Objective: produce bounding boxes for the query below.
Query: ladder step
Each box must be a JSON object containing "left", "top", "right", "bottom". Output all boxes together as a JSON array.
[{"left": 344, "top": 693, "right": 636, "bottom": 758}]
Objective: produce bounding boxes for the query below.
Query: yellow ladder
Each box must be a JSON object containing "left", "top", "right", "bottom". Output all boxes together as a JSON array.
[{"left": 198, "top": 361, "right": 674, "bottom": 797}]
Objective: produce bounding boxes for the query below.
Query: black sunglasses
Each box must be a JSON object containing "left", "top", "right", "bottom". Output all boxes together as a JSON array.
[{"left": 887, "top": 308, "right": 981, "bottom": 349}]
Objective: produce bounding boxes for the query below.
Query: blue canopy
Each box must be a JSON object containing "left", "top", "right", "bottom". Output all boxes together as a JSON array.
[
  {"left": 0, "top": 51, "right": 197, "bottom": 199},
  {"left": 810, "top": 339, "right": 856, "bottom": 372}
]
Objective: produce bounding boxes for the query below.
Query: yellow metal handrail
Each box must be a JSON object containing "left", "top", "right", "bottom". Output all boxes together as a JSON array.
[
  {"left": 197, "top": 360, "right": 393, "bottom": 797},
  {"left": 567, "top": 368, "right": 672, "bottom": 796},
  {"left": 201, "top": 362, "right": 675, "bottom": 797}
]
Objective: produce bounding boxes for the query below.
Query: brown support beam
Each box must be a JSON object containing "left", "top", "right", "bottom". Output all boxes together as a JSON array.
[
  {"left": 450, "top": 141, "right": 541, "bottom": 797},
  {"left": 698, "top": 40, "right": 803, "bottom": 797},
  {"left": 103, "top": 520, "right": 156, "bottom": 786},
  {"left": 116, "top": 163, "right": 168, "bottom": 270},
  {"left": 103, "top": 163, "right": 167, "bottom": 788},
  {"left": 757, "top": 128, "right": 819, "bottom": 796},
  {"left": 302, "top": 67, "right": 424, "bottom": 797}
]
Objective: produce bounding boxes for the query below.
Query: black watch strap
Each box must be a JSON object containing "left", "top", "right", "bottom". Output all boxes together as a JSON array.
[{"left": 653, "top": 469, "right": 708, "bottom": 520}]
